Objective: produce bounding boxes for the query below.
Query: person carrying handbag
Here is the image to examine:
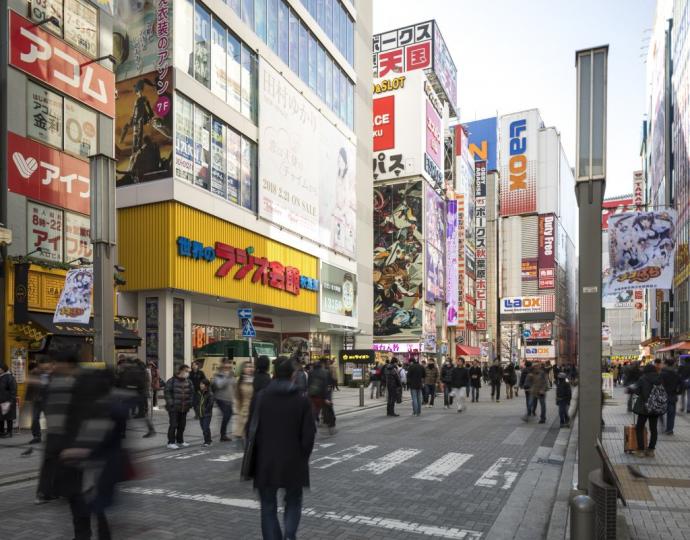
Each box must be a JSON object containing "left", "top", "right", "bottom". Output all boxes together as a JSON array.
[{"left": 632, "top": 363, "right": 668, "bottom": 457}]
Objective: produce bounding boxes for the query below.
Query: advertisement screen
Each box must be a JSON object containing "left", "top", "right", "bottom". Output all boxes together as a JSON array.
[
  {"left": 500, "top": 110, "right": 539, "bottom": 216},
  {"left": 320, "top": 263, "right": 357, "bottom": 326},
  {"left": 373, "top": 182, "right": 423, "bottom": 337},
  {"left": 524, "top": 322, "right": 552, "bottom": 340},
  {"left": 464, "top": 117, "right": 498, "bottom": 171},
  {"left": 446, "top": 200, "right": 459, "bottom": 326}
]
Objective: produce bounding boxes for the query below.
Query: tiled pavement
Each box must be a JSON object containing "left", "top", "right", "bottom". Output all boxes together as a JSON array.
[
  {"left": 602, "top": 387, "right": 690, "bottom": 540},
  {"left": 0, "top": 389, "right": 567, "bottom": 539}
]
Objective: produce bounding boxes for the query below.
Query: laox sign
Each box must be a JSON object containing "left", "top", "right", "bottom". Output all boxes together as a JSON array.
[
  {"left": 501, "top": 295, "right": 554, "bottom": 314},
  {"left": 505, "top": 298, "right": 540, "bottom": 309},
  {"left": 508, "top": 119, "right": 527, "bottom": 191}
]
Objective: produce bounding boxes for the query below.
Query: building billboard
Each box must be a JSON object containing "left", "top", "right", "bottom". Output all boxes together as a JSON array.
[
  {"left": 464, "top": 117, "right": 498, "bottom": 171},
  {"left": 606, "top": 210, "right": 677, "bottom": 292},
  {"left": 426, "top": 100, "right": 443, "bottom": 171},
  {"left": 425, "top": 184, "right": 445, "bottom": 303},
  {"left": 260, "top": 61, "right": 356, "bottom": 257},
  {"left": 524, "top": 345, "right": 555, "bottom": 360},
  {"left": 431, "top": 22, "right": 458, "bottom": 114},
  {"left": 320, "top": 263, "right": 357, "bottom": 327},
  {"left": 538, "top": 214, "right": 556, "bottom": 289},
  {"left": 601, "top": 197, "right": 635, "bottom": 229},
  {"left": 524, "top": 321, "right": 553, "bottom": 340},
  {"left": 474, "top": 161, "right": 488, "bottom": 331},
  {"left": 500, "top": 110, "right": 539, "bottom": 216},
  {"left": 446, "top": 199, "right": 459, "bottom": 326},
  {"left": 500, "top": 295, "right": 555, "bottom": 314},
  {"left": 633, "top": 171, "right": 645, "bottom": 207},
  {"left": 373, "top": 95, "right": 395, "bottom": 151},
  {"left": 373, "top": 182, "right": 423, "bottom": 337}
]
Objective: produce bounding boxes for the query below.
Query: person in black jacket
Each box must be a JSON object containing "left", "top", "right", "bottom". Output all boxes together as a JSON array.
[
  {"left": 441, "top": 360, "right": 454, "bottom": 408},
  {"left": 246, "top": 358, "right": 316, "bottom": 540},
  {"left": 680, "top": 357, "right": 690, "bottom": 413},
  {"left": 489, "top": 360, "right": 504, "bottom": 402},
  {"left": 385, "top": 361, "right": 402, "bottom": 417},
  {"left": 253, "top": 355, "right": 272, "bottom": 394},
  {"left": 164, "top": 364, "right": 194, "bottom": 449},
  {"left": 660, "top": 359, "right": 682, "bottom": 435},
  {"left": 633, "top": 363, "right": 664, "bottom": 457},
  {"left": 624, "top": 362, "right": 642, "bottom": 412},
  {"left": 450, "top": 360, "right": 469, "bottom": 412},
  {"left": 520, "top": 362, "right": 536, "bottom": 416},
  {"left": 469, "top": 361, "right": 482, "bottom": 403},
  {"left": 197, "top": 379, "right": 215, "bottom": 446},
  {"left": 116, "top": 356, "right": 155, "bottom": 438},
  {"left": 406, "top": 358, "right": 426, "bottom": 416},
  {"left": 555, "top": 372, "right": 572, "bottom": 427},
  {"left": 189, "top": 361, "right": 207, "bottom": 419}
]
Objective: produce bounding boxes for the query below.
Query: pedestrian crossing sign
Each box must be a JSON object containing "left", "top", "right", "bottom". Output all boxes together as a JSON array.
[{"left": 241, "top": 318, "right": 256, "bottom": 338}]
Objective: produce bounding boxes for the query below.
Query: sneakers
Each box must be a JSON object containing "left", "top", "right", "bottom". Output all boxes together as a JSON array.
[
  {"left": 634, "top": 450, "right": 646, "bottom": 458},
  {"left": 166, "top": 443, "right": 179, "bottom": 450},
  {"left": 179, "top": 442, "right": 190, "bottom": 447},
  {"left": 28, "top": 437, "right": 42, "bottom": 444},
  {"left": 202, "top": 442, "right": 212, "bottom": 447}
]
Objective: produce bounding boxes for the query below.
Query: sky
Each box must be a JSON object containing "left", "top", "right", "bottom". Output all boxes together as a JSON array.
[{"left": 373, "top": 0, "right": 658, "bottom": 197}]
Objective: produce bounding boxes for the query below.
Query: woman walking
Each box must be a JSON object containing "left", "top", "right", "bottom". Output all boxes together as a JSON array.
[
  {"left": 633, "top": 363, "right": 667, "bottom": 458},
  {"left": 233, "top": 361, "right": 254, "bottom": 441}
]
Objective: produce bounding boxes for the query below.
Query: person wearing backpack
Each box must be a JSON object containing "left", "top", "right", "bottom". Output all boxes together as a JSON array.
[{"left": 633, "top": 363, "right": 667, "bottom": 457}]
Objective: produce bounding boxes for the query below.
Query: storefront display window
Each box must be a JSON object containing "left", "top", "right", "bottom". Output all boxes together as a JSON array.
[
  {"left": 175, "top": 94, "right": 194, "bottom": 183},
  {"left": 194, "top": 2, "right": 211, "bottom": 88},
  {"left": 211, "top": 118, "right": 226, "bottom": 198},
  {"left": 173, "top": 298, "right": 185, "bottom": 367},
  {"left": 211, "top": 19, "right": 227, "bottom": 100},
  {"left": 146, "top": 297, "right": 159, "bottom": 364},
  {"left": 193, "top": 105, "right": 211, "bottom": 190}
]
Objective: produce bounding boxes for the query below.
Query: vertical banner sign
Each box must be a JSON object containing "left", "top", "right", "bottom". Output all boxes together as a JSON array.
[
  {"left": 474, "top": 161, "right": 487, "bottom": 332},
  {"left": 54, "top": 268, "right": 94, "bottom": 324},
  {"left": 457, "top": 195, "right": 465, "bottom": 330},
  {"left": 499, "top": 111, "right": 537, "bottom": 216},
  {"left": 464, "top": 117, "right": 498, "bottom": 171},
  {"left": 632, "top": 170, "right": 645, "bottom": 208},
  {"left": 538, "top": 214, "right": 556, "bottom": 289},
  {"left": 373, "top": 96, "right": 395, "bottom": 151},
  {"left": 425, "top": 184, "right": 445, "bottom": 302},
  {"left": 446, "top": 200, "right": 459, "bottom": 326}
]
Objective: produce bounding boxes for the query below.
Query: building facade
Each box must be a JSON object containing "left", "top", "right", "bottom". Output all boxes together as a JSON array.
[{"left": 114, "top": 0, "right": 373, "bottom": 379}]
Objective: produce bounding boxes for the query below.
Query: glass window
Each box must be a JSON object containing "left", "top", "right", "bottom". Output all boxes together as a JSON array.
[
  {"left": 173, "top": 298, "right": 185, "bottom": 368},
  {"left": 194, "top": 2, "right": 211, "bottom": 87},
  {"left": 333, "top": 66, "right": 340, "bottom": 116},
  {"left": 267, "top": 0, "right": 278, "bottom": 52},
  {"left": 317, "top": 0, "right": 324, "bottom": 27},
  {"left": 278, "top": 1, "right": 289, "bottom": 64},
  {"left": 145, "top": 298, "right": 159, "bottom": 364},
  {"left": 241, "top": 0, "right": 254, "bottom": 28},
  {"left": 317, "top": 44, "right": 325, "bottom": 100},
  {"left": 325, "top": 0, "right": 332, "bottom": 40},
  {"left": 348, "top": 80, "right": 354, "bottom": 129},
  {"left": 347, "top": 16, "right": 354, "bottom": 65},
  {"left": 177, "top": 0, "right": 195, "bottom": 77},
  {"left": 340, "top": 5, "right": 347, "bottom": 57},
  {"left": 211, "top": 20, "right": 227, "bottom": 100},
  {"left": 64, "top": 98, "right": 97, "bottom": 158},
  {"left": 194, "top": 105, "right": 211, "bottom": 189},
  {"left": 226, "top": 128, "right": 241, "bottom": 205},
  {"left": 332, "top": 1, "right": 339, "bottom": 52},
  {"left": 241, "top": 45, "right": 257, "bottom": 122},
  {"left": 229, "top": 0, "right": 240, "bottom": 16},
  {"left": 27, "top": 81, "right": 63, "bottom": 149},
  {"left": 288, "top": 9, "right": 299, "bottom": 72},
  {"left": 340, "top": 70, "right": 347, "bottom": 122},
  {"left": 255, "top": 0, "right": 266, "bottom": 42},
  {"left": 240, "top": 137, "right": 256, "bottom": 210},
  {"left": 325, "top": 54, "right": 332, "bottom": 109},
  {"left": 299, "top": 22, "right": 309, "bottom": 83},
  {"left": 227, "top": 32, "right": 242, "bottom": 113},
  {"left": 211, "top": 118, "right": 226, "bottom": 198},
  {"left": 175, "top": 93, "right": 194, "bottom": 183},
  {"left": 308, "top": 32, "right": 317, "bottom": 91}
]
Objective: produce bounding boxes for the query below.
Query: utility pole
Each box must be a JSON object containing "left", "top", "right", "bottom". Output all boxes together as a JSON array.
[{"left": 575, "top": 46, "right": 608, "bottom": 490}]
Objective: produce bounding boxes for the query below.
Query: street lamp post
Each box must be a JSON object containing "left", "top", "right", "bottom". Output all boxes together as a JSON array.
[
  {"left": 90, "top": 155, "right": 117, "bottom": 367},
  {"left": 575, "top": 45, "right": 608, "bottom": 491}
]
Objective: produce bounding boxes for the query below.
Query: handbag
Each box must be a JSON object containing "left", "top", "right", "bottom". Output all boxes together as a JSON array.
[
  {"left": 632, "top": 394, "right": 646, "bottom": 415},
  {"left": 240, "top": 391, "right": 263, "bottom": 482}
]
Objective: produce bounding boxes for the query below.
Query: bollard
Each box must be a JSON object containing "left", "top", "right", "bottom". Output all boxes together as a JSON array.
[
  {"left": 359, "top": 384, "right": 364, "bottom": 407},
  {"left": 570, "top": 494, "right": 595, "bottom": 540}
]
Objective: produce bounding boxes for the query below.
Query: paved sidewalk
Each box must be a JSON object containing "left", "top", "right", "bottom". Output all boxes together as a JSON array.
[{"left": 602, "top": 386, "right": 690, "bottom": 540}]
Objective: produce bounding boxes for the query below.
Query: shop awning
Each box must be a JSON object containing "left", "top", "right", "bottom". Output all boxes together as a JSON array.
[
  {"left": 22, "top": 312, "right": 141, "bottom": 349},
  {"left": 656, "top": 341, "right": 690, "bottom": 353},
  {"left": 640, "top": 336, "right": 666, "bottom": 347},
  {"left": 456, "top": 345, "right": 481, "bottom": 357}
]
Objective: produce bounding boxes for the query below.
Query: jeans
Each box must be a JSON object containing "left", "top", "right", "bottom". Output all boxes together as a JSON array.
[
  {"left": 491, "top": 382, "right": 501, "bottom": 401},
  {"left": 410, "top": 388, "right": 423, "bottom": 415},
  {"left": 199, "top": 416, "right": 212, "bottom": 443},
  {"left": 452, "top": 388, "right": 465, "bottom": 411},
  {"left": 505, "top": 383, "right": 514, "bottom": 399},
  {"left": 465, "top": 382, "right": 471, "bottom": 398},
  {"left": 637, "top": 414, "right": 658, "bottom": 450},
  {"left": 471, "top": 386, "right": 479, "bottom": 402},
  {"left": 443, "top": 384, "right": 452, "bottom": 406},
  {"left": 665, "top": 396, "right": 677, "bottom": 433},
  {"left": 216, "top": 399, "right": 233, "bottom": 437},
  {"left": 259, "top": 487, "right": 303, "bottom": 540},
  {"left": 31, "top": 400, "right": 43, "bottom": 439},
  {"left": 558, "top": 400, "right": 570, "bottom": 425},
  {"left": 387, "top": 388, "right": 397, "bottom": 415},
  {"left": 426, "top": 384, "right": 436, "bottom": 406},
  {"left": 524, "top": 390, "right": 536, "bottom": 415},
  {"left": 421, "top": 384, "right": 429, "bottom": 404},
  {"left": 529, "top": 394, "right": 546, "bottom": 421},
  {"left": 167, "top": 411, "right": 187, "bottom": 444},
  {"left": 69, "top": 493, "right": 110, "bottom": 540},
  {"left": 370, "top": 380, "right": 380, "bottom": 399}
]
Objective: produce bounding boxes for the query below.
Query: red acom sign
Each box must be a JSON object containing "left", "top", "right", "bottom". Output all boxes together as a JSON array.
[
  {"left": 8, "top": 131, "right": 90, "bottom": 215},
  {"left": 9, "top": 11, "right": 115, "bottom": 117}
]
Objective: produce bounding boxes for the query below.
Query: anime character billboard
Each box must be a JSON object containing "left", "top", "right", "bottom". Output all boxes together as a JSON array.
[
  {"left": 607, "top": 210, "right": 676, "bottom": 292},
  {"left": 373, "top": 182, "right": 423, "bottom": 337}
]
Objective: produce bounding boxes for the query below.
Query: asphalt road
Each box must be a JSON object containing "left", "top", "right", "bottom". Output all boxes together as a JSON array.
[{"left": 0, "top": 389, "right": 564, "bottom": 539}]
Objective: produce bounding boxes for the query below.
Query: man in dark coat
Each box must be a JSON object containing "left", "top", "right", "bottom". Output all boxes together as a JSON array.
[
  {"left": 441, "top": 359, "right": 454, "bottom": 408},
  {"left": 633, "top": 363, "right": 665, "bottom": 457},
  {"left": 385, "top": 361, "right": 402, "bottom": 417},
  {"left": 450, "top": 360, "right": 470, "bottom": 412},
  {"left": 189, "top": 361, "right": 207, "bottom": 419},
  {"left": 660, "top": 359, "right": 682, "bottom": 435},
  {"left": 406, "top": 358, "right": 426, "bottom": 416},
  {"left": 469, "top": 361, "right": 483, "bottom": 403},
  {"left": 520, "top": 362, "right": 535, "bottom": 416},
  {"left": 247, "top": 358, "right": 315, "bottom": 540},
  {"left": 164, "top": 364, "right": 194, "bottom": 449},
  {"left": 624, "top": 361, "right": 642, "bottom": 412},
  {"left": 0, "top": 362, "right": 18, "bottom": 437},
  {"left": 253, "top": 355, "right": 272, "bottom": 394},
  {"left": 489, "top": 360, "right": 504, "bottom": 402}
]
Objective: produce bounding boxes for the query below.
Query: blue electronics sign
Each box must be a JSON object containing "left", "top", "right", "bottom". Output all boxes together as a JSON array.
[{"left": 463, "top": 117, "right": 498, "bottom": 172}]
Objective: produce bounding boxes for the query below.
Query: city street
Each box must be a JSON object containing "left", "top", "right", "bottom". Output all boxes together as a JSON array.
[{"left": 0, "top": 389, "right": 565, "bottom": 539}]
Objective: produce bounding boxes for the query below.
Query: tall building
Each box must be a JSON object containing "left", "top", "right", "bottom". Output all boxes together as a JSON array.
[
  {"left": 371, "top": 20, "right": 458, "bottom": 361},
  {"left": 1, "top": 2, "right": 137, "bottom": 375},
  {"left": 497, "top": 109, "right": 577, "bottom": 365},
  {"left": 114, "top": 0, "right": 373, "bottom": 379}
]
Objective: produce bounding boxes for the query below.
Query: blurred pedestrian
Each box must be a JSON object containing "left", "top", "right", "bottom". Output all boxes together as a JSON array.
[
  {"left": 555, "top": 372, "right": 572, "bottom": 427},
  {"left": 399, "top": 362, "right": 408, "bottom": 391},
  {"left": 116, "top": 356, "right": 155, "bottom": 438},
  {"left": 633, "top": 363, "right": 667, "bottom": 457},
  {"left": 624, "top": 362, "right": 642, "bottom": 412},
  {"left": 522, "top": 364, "right": 548, "bottom": 423},
  {"left": 385, "top": 360, "right": 402, "bottom": 417},
  {"left": 369, "top": 363, "right": 381, "bottom": 399},
  {"left": 233, "top": 361, "right": 254, "bottom": 442},
  {"left": 424, "top": 360, "right": 439, "bottom": 407},
  {"left": 212, "top": 360, "right": 236, "bottom": 442},
  {"left": 660, "top": 358, "right": 682, "bottom": 435},
  {"left": 450, "top": 359, "right": 469, "bottom": 412},
  {"left": 164, "top": 364, "right": 194, "bottom": 449},
  {"left": 489, "top": 360, "right": 504, "bottom": 402},
  {"left": 329, "top": 358, "right": 340, "bottom": 391},
  {"left": 679, "top": 356, "right": 690, "bottom": 413},
  {"left": 469, "top": 361, "right": 482, "bottom": 403},
  {"left": 520, "top": 362, "right": 535, "bottom": 416},
  {"left": 26, "top": 360, "right": 52, "bottom": 444},
  {"left": 308, "top": 358, "right": 330, "bottom": 423},
  {"left": 254, "top": 355, "right": 272, "bottom": 394},
  {"left": 0, "top": 362, "right": 17, "bottom": 438},
  {"left": 441, "top": 359, "right": 453, "bottom": 408},
  {"left": 189, "top": 361, "right": 207, "bottom": 420},
  {"left": 148, "top": 359, "right": 161, "bottom": 410},
  {"left": 406, "top": 357, "right": 425, "bottom": 416},
  {"left": 504, "top": 363, "right": 516, "bottom": 400},
  {"left": 198, "top": 379, "right": 214, "bottom": 446},
  {"left": 242, "top": 358, "right": 316, "bottom": 540}
]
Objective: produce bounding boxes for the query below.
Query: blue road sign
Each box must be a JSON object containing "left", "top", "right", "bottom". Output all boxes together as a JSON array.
[
  {"left": 241, "top": 318, "right": 256, "bottom": 338},
  {"left": 522, "top": 330, "right": 531, "bottom": 339},
  {"left": 237, "top": 307, "right": 253, "bottom": 319}
]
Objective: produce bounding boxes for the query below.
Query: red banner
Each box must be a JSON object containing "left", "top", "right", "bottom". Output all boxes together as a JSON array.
[
  {"left": 8, "top": 131, "right": 90, "bottom": 215},
  {"left": 373, "top": 96, "right": 395, "bottom": 151},
  {"left": 9, "top": 11, "right": 115, "bottom": 117},
  {"left": 538, "top": 213, "right": 555, "bottom": 289}
]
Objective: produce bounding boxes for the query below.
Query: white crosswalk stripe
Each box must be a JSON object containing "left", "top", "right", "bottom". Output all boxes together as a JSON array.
[
  {"left": 474, "top": 457, "right": 521, "bottom": 490},
  {"left": 412, "top": 452, "right": 473, "bottom": 482},
  {"left": 208, "top": 452, "right": 244, "bottom": 462},
  {"left": 310, "top": 445, "right": 378, "bottom": 469},
  {"left": 355, "top": 448, "right": 422, "bottom": 475}
]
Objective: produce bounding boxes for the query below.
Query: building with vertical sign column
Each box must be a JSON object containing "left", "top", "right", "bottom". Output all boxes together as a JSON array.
[{"left": 497, "top": 109, "right": 577, "bottom": 365}]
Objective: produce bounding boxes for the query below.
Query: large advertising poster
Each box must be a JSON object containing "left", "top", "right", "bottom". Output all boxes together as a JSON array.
[
  {"left": 606, "top": 210, "right": 677, "bottom": 292},
  {"left": 432, "top": 22, "right": 458, "bottom": 115},
  {"left": 446, "top": 200, "right": 459, "bottom": 326},
  {"left": 320, "top": 263, "right": 357, "bottom": 327},
  {"left": 524, "top": 322, "right": 553, "bottom": 340},
  {"left": 464, "top": 117, "right": 498, "bottom": 171},
  {"left": 425, "top": 99, "right": 443, "bottom": 171},
  {"left": 373, "top": 182, "right": 423, "bottom": 337},
  {"left": 538, "top": 213, "right": 556, "bottom": 289},
  {"left": 425, "top": 184, "right": 444, "bottom": 303},
  {"left": 54, "top": 267, "right": 93, "bottom": 324},
  {"left": 64, "top": 98, "right": 98, "bottom": 158},
  {"left": 115, "top": 71, "right": 173, "bottom": 185},
  {"left": 259, "top": 61, "right": 356, "bottom": 257},
  {"left": 500, "top": 110, "right": 539, "bottom": 217},
  {"left": 474, "top": 161, "right": 488, "bottom": 331}
]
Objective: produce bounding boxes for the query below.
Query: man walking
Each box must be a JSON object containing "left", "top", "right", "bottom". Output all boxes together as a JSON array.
[
  {"left": 469, "top": 361, "right": 482, "bottom": 403},
  {"left": 441, "top": 359, "right": 453, "bottom": 408},
  {"left": 520, "top": 362, "right": 535, "bottom": 416},
  {"left": 489, "top": 360, "right": 504, "bottom": 402},
  {"left": 424, "top": 360, "right": 440, "bottom": 407},
  {"left": 308, "top": 359, "right": 330, "bottom": 423},
  {"left": 660, "top": 358, "right": 682, "bottom": 435},
  {"left": 450, "top": 359, "right": 469, "bottom": 412},
  {"left": 522, "top": 363, "right": 548, "bottom": 423},
  {"left": 385, "top": 361, "right": 402, "bottom": 417},
  {"left": 406, "top": 358, "right": 425, "bottom": 416},
  {"left": 26, "top": 360, "right": 51, "bottom": 444},
  {"left": 212, "top": 360, "right": 236, "bottom": 442},
  {"left": 679, "top": 356, "right": 690, "bottom": 413},
  {"left": 189, "top": 361, "right": 207, "bottom": 419},
  {"left": 243, "top": 358, "right": 316, "bottom": 540},
  {"left": 164, "top": 364, "right": 194, "bottom": 449},
  {"left": 369, "top": 363, "right": 381, "bottom": 400}
]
